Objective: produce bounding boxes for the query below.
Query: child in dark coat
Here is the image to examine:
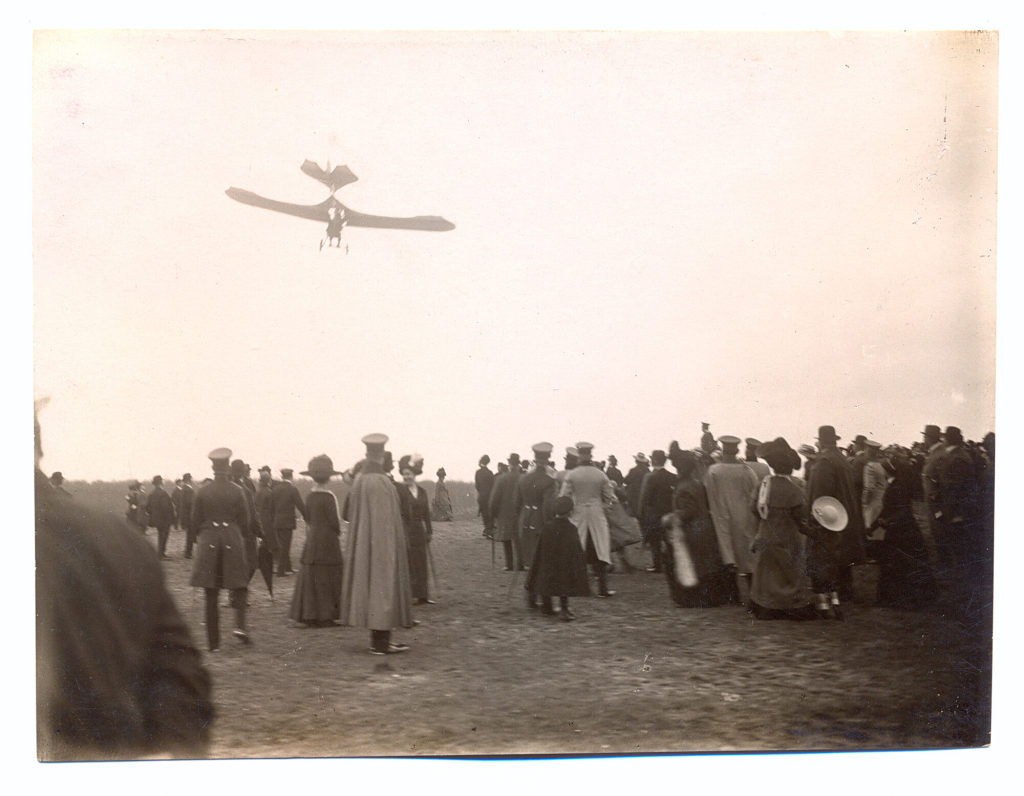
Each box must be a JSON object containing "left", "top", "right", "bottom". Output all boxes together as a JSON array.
[{"left": 525, "top": 496, "right": 591, "bottom": 620}]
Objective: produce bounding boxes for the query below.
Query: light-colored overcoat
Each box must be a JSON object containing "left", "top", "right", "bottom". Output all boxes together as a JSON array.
[
  {"left": 558, "top": 464, "right": 616, "bottom": 565},
  {"left": 340, "top": 469, "right": 413, "bottom": 631}
]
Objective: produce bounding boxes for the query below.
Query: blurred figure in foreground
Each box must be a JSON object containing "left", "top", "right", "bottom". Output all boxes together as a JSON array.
[{"left": 35, "top": 409, "right": 212, "bottom": 760}]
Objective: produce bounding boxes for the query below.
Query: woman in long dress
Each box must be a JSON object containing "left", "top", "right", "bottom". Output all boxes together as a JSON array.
[
  {"left": 525, "top": 496, "right": 591, "bottom": 620},
  {"left": 748, "top": 438, "right": 818, "bottom": 620},
  {"left": 289, "top": 455, "right": 344, "bottom": 627},
  {"left": 872, "top": 455, "right": 938, "bottom": 609},
  {"left": 662, "top": 450, "right": 732, "bottom": 608},
  {"left": 431, "top": 467, "right": 454, "bottom": 521},
  {"left": 397, "top": 455, "right": 435, "bottom": 605}
]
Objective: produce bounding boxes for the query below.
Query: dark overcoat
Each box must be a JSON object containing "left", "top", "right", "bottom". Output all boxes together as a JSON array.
[
  {"left": 36, "top": 470, "right": 212, "bottom": 761},
  {"left": 271, "top": 480, "right": 307, "bottom": 530},
  {"left": 146, "top": 486, "right": 176, "bottom": 528},
  {"left": 189, "top": 477, "right": 251, "bottom": 589}
]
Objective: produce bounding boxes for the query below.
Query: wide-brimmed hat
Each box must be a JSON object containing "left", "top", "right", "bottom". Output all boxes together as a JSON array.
[
  {"left": 758, "top": 437, "right": 799, "bottom": 471},
  {"left": 634, "top": 452, "right": 649, "bottom": 464},
  {"left": 797, "top": 444, "right": 817, "bottom": 458},
  {"left": 811, "top": 496, "right": 848, "bottom": 532},
  {"left": 301, "top": 454, "right": 342, "bottom": 479},
  {"left": 922, "top": 424, "right": 941, "bottom": 438},
  {"left": 257, "top": 465, "right": 272, "bottom": 474},
  {"left": 943, "top": 426, "right": 964, "bottom": 445}
]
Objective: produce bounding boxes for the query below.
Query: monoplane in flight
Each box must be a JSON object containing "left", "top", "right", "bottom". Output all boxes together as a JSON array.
[{"left": 225, "top": 160, "right": 455, "bottom": 252}]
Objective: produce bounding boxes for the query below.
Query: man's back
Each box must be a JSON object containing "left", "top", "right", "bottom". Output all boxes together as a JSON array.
[
  {"left": 36, "top": 471, "right": 212, "bottom": 760},
  {"left": 272, "top": 480, "right": 306, "bottom": 528}
]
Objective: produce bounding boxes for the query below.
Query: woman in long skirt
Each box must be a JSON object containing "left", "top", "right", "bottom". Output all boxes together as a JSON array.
[
  {"left": 873, "top": 455, "right": 938, "bottom": 609},
  {"left": 289, "top": 455, "right": 344, "bottom": 627},
  {"left": 397, "top": 455, "right": 435, "bottom": 605},
  {"left": 748, "top": 438, "right": 818, "bottom": 620},
  {"left": 525, "top": 496, "right": 591, "bottom": 620},
  {"left": 662, "top": 451, "right": 732, "bottom": 608},
  {"left": 431, "top": 467, "right": 454, "bottom": 521}
]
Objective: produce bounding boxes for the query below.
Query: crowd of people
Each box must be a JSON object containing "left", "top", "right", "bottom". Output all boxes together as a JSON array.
[
  {"left": 473, "top": 422, "right": 995, "bottom": 623},
  {"left": 35, "top": 413, "right": 994, "bottom": 760}
]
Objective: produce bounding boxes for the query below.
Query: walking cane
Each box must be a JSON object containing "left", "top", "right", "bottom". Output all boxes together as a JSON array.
[{"left": 491, "top": 535, "right": 495, "bottom": 569}]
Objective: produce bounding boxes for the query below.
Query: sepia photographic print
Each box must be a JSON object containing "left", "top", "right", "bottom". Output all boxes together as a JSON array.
[{"left": 26, "top": 16, "right": 1014, "bottom": 788}]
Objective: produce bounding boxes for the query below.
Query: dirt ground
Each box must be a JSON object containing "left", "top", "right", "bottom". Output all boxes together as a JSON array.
[{"left": 145, "top": 511, "right": 991, "bottom": 759}]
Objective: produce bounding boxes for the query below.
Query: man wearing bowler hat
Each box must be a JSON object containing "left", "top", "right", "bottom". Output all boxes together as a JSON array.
[
  {"left": 180, "top": 473, "right": 197, "bottom": 558},
  {"left": 935, "top": 426, "right": 978, "bottom": 575},
  {"left": 272, "top": 466, "right": 307, "bottom": 576},
  {"left": 808, "top": 425, "right": 866, "bottom": 609},
  {"left": 559, "top": 442, "right": 618, "bottom": 597},
  {"left": 637, "top": 450, "right": 677, "bottom": 574},
  {"left": 475, "top": 455, "right": 496, "bottom": 538},
  {"left": 255, "top": 466, "right": 278, "bottom": 561},
  {"left": 921, "top": 424, "right": 952, "bottom": 567},
  {"left": 145, "top": 475, "right": 176, "bottom": 560},
  {"left": 340, "top": 434, "right": 414, "bottom": 655}
]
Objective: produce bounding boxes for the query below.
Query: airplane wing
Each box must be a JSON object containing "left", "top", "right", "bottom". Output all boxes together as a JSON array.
[
  {"left": 341, "top": 205, "right": 456, "bottom": 232},
  {"left": 225, "top": 187, "right": 332, "bottom": 221},
  {"left": 300, "top": 160, "right": 358, "bottom": 193},
  {"left": 226, "top": 188, "right": 455, "bottom": 231}
]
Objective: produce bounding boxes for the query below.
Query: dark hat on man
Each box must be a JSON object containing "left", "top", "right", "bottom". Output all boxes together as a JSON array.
[
  {"left": 479, "top": 454, "right": 491, "bottom": 465},
  {"left": 532, "top": 441, "right": 554, "bottom": 459},
  {"left": 816, "top": 426, "right": 841, "bottom": 443},
  {"left": 854, "top": 434, "right": 867, "bottom": 444},
  {"left": 943, "top": 426, "right": 964, "bottom": 445},
  {"left": 718, "top": 435, "right": 741, "bottom": 448},
  {"left": 152, "top": 475, "right": 163, "bottom": 486},
  {"left": 208, "top": 447, "right": 232, "bottom": 472},
  {"left": 608, "top": 454, "right": 618, "bottom": 463},
  {"left": 554, "top": 496, "right": 574, "bottom": 517},
  {"left": 701, "top": 422, "right": 710, "bottom": 430},
  {"left": 745, "top": 438, "right": 762, "bottom": 449},
  {"left": 361, "top": 433, "right": 389, "bottom": 454},
  {"left": 230, "top": 459, "right": 248, "bottom": 477},
  {"left": 757, "top": 438, "right": 800, "bottom": 472},
  {"left": 280, "top": 467, "right": 294, "bottom": 478},
  {"left": 258, "top": 465, "right": 272, "bottom": 474},
  {"left": 651, "top": 449, "right": 667, "bottom": 466},
  {"left": 923, "top": 425, "right": 941, "bottom": 439},
  {"left": 508, "top": 453, "right": 521, "bottom": 465},
  {"left": 300, "top": 454, "right": 342, "bottom": 479}
]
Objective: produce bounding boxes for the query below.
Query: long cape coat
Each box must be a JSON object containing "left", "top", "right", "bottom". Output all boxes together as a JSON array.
[
  {"left": 489, "top": 469, "right": 521, "bottom": 543},
  {"left": 340, "top": 468, "right": 414, "bottom": 631}
]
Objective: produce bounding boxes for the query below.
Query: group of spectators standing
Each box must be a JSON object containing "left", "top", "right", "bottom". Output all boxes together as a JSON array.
[{"left": 473, "top": 422, "right": 994, "bottom": 623}]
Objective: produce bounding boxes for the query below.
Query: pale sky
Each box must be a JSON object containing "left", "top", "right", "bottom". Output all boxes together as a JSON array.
[{"left": 33, "top": 30, "right": 997, "bottom": 482}]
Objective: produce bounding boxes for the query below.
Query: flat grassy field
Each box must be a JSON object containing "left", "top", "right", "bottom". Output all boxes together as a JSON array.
[{"left": 128, "top": 509, "right": 990, "bottom": 758}]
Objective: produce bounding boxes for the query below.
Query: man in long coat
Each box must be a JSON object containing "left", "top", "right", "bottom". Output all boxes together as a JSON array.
[
  {"left": 475, "top": 455, "right": 496, "bottom": 538},
  {"left": 921, "top": 424, "right": 951, "bottom": 567},
  {"left": 703, "top": 435, "right": 761, "bottom": 605},
  {"left": 622, "top": 453, "right": 650, "bottom": 517},
  {"left": 145, "top": 475, "right": 176, "bottom": 560},
  {"left": 180, "top": 473, "right": 197, "bottom": 558},
  {"left": 637, "top": 449, "right": 677, "bottom": 574},
  {"left": 340, "top": 434, "right": 414, "bottom": 655},
  {"left": 231, "top": 459, "right": 263, "bottom": 583},
  {"left": 515, "top": 442, "right": 557, "bottom": 606},
  {"left": 489, "top": 453, "right": 523, "bottom": 570},
  {"left": 255, "top": 466, "right": 279, "bottom": 561},
  {"left": 272, "top": 467, "right": 307, "bottom": 576},
  {"left": 808, "top": 425, "right": 866, "bottom": 604},
  {"left": 559, "top": 442, "right": 618, "bottom": 597}
]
